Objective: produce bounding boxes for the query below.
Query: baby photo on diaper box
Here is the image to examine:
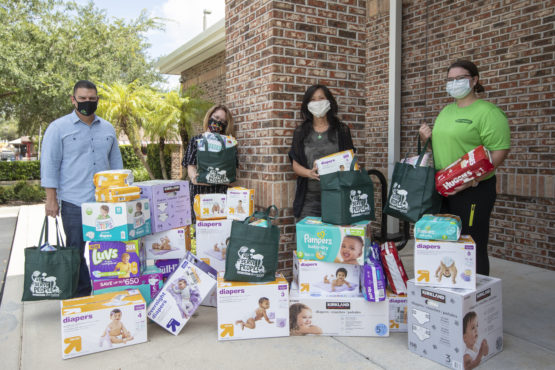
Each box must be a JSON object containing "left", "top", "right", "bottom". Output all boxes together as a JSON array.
[
  {"left": 60, "top": 290, "right": 147, "bottom": 359},
  {"left": 148, "top": 252, "right": 217, "bottom": 336},
  {"left": 414, "top": 235, "right": 476, "bottom": 290},
  {"left": 88, "top": 240, "right": 145, "bottom": 280},
  {"left": 82, "top": 199, "right": 151, "bottom": 241},
  {"left": 92, "top": 272, "right": 163, "bottom": 306},
  {"left": 225, "top": 187, "right": 254, "bottom": 220},
  {"left": 142, "top": 227, "right": 187, "bottom": 260},
  {"left": 217, "top": 273, "right": 289, "bottom": 341},
  {"left": 195, "top": 219, "right": 232, "bottom": 273},
  {"left": 296, "top": 217, "right": 370, "bottom": 265},
  {"left": 292, "top": 252, "right": 361, "bottom": 297}
]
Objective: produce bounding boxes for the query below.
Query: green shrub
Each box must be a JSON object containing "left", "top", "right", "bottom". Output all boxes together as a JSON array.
[
  {"left": 0, "top": 186, "right": 15, "bottom": 204},
  {"left": 132, "top": 167, "right": 150, "bottom": 182},
  {"left": 146, "top": 144, "right": 176, "bottom": 179},
  {"left": 0, "top": 161, "right": 41, "bottom": 181},
  {"left": 119, "top": 145, "right": 143, "bottom": 169},
  {"left": 16, "top": 182, "right": 45, "bottom": 202}
]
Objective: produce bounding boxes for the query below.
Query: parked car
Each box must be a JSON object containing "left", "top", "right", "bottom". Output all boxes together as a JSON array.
[{"left": 0, "top": 149, "right": 16, "bottom": 161}]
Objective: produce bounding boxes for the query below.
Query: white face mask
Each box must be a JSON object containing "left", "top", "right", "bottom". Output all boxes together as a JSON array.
[
  {"left": 446, "top": 79, "right": 472, "bottom": 99},
  {"left": 307, "top": 99, "right": 331, "bottom": 118}
]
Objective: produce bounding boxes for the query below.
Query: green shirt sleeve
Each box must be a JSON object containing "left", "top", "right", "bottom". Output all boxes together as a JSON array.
[{"left": 479, "top": 105, "right": 511, "bottom": 151}]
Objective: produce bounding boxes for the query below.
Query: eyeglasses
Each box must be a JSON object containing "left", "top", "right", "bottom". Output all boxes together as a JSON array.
[
  {"left": 446, "top": 75, "right": 472, "bottom": 82},
  {"left": 74, "top": 95, "right": 99, "bottom": 102}
]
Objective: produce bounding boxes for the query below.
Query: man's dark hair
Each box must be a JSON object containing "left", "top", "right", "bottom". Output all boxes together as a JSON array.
[{"left": 73, "top": 80, "right": 97, "bottom": 95}]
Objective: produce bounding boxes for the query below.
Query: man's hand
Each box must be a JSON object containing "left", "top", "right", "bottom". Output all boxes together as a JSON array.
[{"left": 44, "top": 188, "right": 59, "bottom": 218}]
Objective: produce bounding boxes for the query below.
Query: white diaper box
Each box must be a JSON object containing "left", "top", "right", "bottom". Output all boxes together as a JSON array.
[
  {"left": 195, "top": 219, "right": 233, "bottom": 273},
  {"left": 407, "top": 276, "right": 503, "bottom": 369},
  {"left": 142, "top": 227, "right": 188, "bottom": 260},
  {"left": 292, "top": 252, "right": 361, "bottom": 297},
  {"left": 414, "top": 236, "right": 476, "bottom": 290},
  {"left": 147, "top": 252, "right": 217, "bottom": 336},
  {"left": 314, "top": 149, "right": 358, "bottom": 175},
  {"left": 386, "top": 288, "right": 407, "bottom": 333},
  {"left": 217, "top": 274, "right": 289, "bottom": 341},
  {"left": 60, "top": 290, "right": 147, "bottom": 359},
  {"left": 225, "top": 187, "right": 255, "bottom": 220},
  {"left": 289, "top": 282, "right": 389, "bottom": 337}
]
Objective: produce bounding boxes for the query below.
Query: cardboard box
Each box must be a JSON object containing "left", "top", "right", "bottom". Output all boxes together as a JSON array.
[
  {"left": 225, "top": 187, "right": 254, "bottom": 220},
  {"left": 193, "top": 193, "right": 227, "bottom": 220},
  {"left": 407, "top": 276, "right": 503, "bottom": 369},
  {"left": 136, "top": 180, "right": 191, "bottom": 233},
  {"left": 289, "top": 282, "right": 389, "bottom": 337},
  {"left": 148, "top": 252, "right": 217, "bottom": 336},
  {"left": 295, "top": 217, "right": 370, "bottom": 265},
  {"left": 91, "top": 272, "right": 163, "bottom": 306},
  {"left": 195, "top": 219, "right": 233, "bottom": 273},
  {"left": 82, "top": 199, "right": 151, "bottom": 241},
  {"left": 154, "top": 259, "right": 180, "bottom": 281},
  {"left": 292, "top": 252, "right": 361, "bottom": 297},
  {"left": 414, "top": 236, "right": 476, "bottom": 290},
  {"left": 217, "top": 273, "right": 289, "bottom": 341},
  {"left": 142, "top": 227, "right": 188, "bottom": 260},
  {"left": 60, "top": 290, "right": 147, "bottom": 359},
  {"left": 88, "top": 240, "right": 145, "bottom": 280},
  {"left": 386, "top": 288, "right": 407, "bottom": 333}
]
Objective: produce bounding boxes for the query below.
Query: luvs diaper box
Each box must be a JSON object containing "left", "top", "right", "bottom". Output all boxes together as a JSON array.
[
  {"left": 225, "top": 187, "right": 254, "bottom": 220},
  {"left": 292, "top": 252, "right": 361, "bottom": 297},
  {"left": 148, "top": 252, "right": 217, "bottom": 336},
  {"left": 414, "top": 235, "right": 476, "bottom": 290},
  {"left": 289, "top": 282, "right": 389, "bottom": 337},
  {"left": 142, "top": 227, "right": 188, "bottom": 260},
  {"left": 217, "top": 273, "right": 289, "bottom": 341},
  {"left": 60, "top": 290, "right": 147, "bottom": 359},
  {"left": 88, "top": 240, "right": 145, "bottom": 280},
  {"left": 295, "top": 217, "right": 370, "bottom": 265},
  {"left": 136, "top": 180, "right": 191, "bottom": 233},
  {"left": 91, "top": 272, "right": 163, "bottom": 306},
  {"left": 82, "top": 199, "right": 151, "bottom": 241},
  {"left": 195, "top": 219, "right": 233, "bottom": 273},
  {"left": 387, "top": 288, "right": 407, "bottom": 333},
  {"left": 407, "top": 276, "right": 503, "bottom": 369}
]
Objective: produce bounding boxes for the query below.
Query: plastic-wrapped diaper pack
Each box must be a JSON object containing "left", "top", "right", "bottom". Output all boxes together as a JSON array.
[
  {"left": 314, "top": 149, "right": 359, "bottom": 175},
  {"left": 196, "top": 132, "right": 237, "bottom": 152},
  {"left": 193, "top": 193, "right": 227, "bottom": 220},
  {"left": 142, "top": 227, "right": 188, "bottom": 260},
  {"left": 414, "top": 214, "right": 462, "bottom": 241},
  {"left": 380, "top": 242, "right": 409, "bottom": 295},
  {"left": 225, "top": 187, "right": 254, "bottom": 220},
  {"left": 94, "top": 186, "right": 141, "bottom": 203},
  {"left": 88, "top": 240, "right": 145, "bottom": 280},
  {"left": 60, "top": 290, "right": 147, "bottom": 359},
  {"left": 91, "top": 271, "right": 163, "bottom": 305},
  {"left": 361, "top": 242, "right": 386, "bottom": 302},
  {"left": 195, "top": 219, "right": 232, "bottom": 273},
  {"left": 93, "top": 169, "right": 134, "bottom": 188}
]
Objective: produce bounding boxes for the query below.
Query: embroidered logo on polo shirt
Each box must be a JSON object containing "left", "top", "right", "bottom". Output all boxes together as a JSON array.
[{"left": 455, "top": 119, "right": 473, "bottom": 124}]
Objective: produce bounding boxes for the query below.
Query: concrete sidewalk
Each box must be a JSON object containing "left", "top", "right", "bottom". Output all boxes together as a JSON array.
[{"left": 0, "top": 205, "right": 554, "bottom": 369}]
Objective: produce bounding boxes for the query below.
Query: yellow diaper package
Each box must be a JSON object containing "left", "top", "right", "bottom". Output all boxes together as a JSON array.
[
  {"left": 193, "top": 193, "right": 227, "bottom": 220},
  {"left": 225, "top": 187, "right": 254, "bottom": 220},
  {"left": 93, "top": 170, "right": 134, "bottom": 188},
  {"left": 94, "top": 186, "right": 141, "bottom": 203}
]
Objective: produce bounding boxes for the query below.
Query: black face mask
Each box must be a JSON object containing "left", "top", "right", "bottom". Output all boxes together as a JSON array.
[
  {"left": 75, "top": 99, "right": 98, "bottom": 116},
  {"left": 208, "top": 118, "right": 227, "bottom": 133}
]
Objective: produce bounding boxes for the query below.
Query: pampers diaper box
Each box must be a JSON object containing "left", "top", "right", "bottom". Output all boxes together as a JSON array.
[
  {"left": 60, "top": 290, "right": 147, "bottom": 359},
  {"left": 414, "top": 235, "right": 476, "bottom": 290},
  {"left": 387, "top": 288, "right": 407, "bottom": 333},
  {"left": 296, "top": 217, "right": 370, "bottom": 265},
  {"left": 292, "top": 252, "right": 361, "bottom": 297},
  {"left": 136, "top": 180, "right": 191, "bottom": 233},
  {"left": 89, "top": 240, "right": 146, "bottom": 280},
  {"left": 217, "top": 273, "right": 289, "bottom": 341},
  {"left": 195, "top": 219, "right": 233, "bottom": 273},
  {"left": 148, "top": 252, "right": 217, "bottom": 336},
  {"left": 289, "top": 282, "right": 389, "bottom": 337},
  {"left": 225, "top": 187, "right": 255, "bottom": 220},
  {"left": 407, "top": 275, "right": 503, "bottom": 369},
  {"left": 82, "top": 199, "right": 151, "bottom": 242},
  {"left": 91, "top": 272, "right": 163, "bottom": 306},
  {"left": 142, "top": 227, "right": 188, "bottom": 260}
]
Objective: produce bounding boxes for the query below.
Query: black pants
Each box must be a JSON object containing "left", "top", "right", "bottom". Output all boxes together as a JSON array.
[{"left": 441, "top": 176, "right": 496, "bottom": 276}]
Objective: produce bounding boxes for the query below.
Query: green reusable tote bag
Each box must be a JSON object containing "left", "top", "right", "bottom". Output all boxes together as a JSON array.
[
  {"left": 224, "top": 206, "right": 279, "bottom": 282},
  {"left": 196, "top": 133, "right": 237, "bottom": 184},
  {"left": 22, "top": 217, "right": 80, "bottom": 301},
  {"left": 320, "top": 158, "right": 375, "bottom": 225},
  {"left": 383, "top": 138, "right": 441, "bottom": 223}
]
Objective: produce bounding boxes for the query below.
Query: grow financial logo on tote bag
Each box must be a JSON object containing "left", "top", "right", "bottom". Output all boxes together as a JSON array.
[
  {"left": 388, "top": 183, "right": 409, "bottom": 214},
  {"left": 206, "top": 167, "right": 229, "bottom": 184},
  {"left": 30, "top": 270, "right": 62, "bottom": 297},
  {"left": 235, "top": 246, "right": 266, "bottom": 277},
  {"left": 349, "top": 190, "right": 371, "bottom": 217}
]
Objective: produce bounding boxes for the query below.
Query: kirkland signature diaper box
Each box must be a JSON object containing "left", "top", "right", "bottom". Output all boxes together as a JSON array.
[
  {"left": 142, "top": 227, "right": 188, "bottom": 260},
  {"left": 195, "top": 219, "right": 233, "bottom": 273},
  {"left": 387, "top": 288, "right": 407, "bottom": 333},
  {"left": 407, "top": 276, "right": 503, "bottom": 369},
  {"left": 296, "top": 217, "right": 370, "bottom": 265},
  {"left": 292, "top": 252, "right": 361, "bottom": 297},
  {"left": 91, "top": 272, "right": 163, "bottom": 306},
  {"left": 136, "top": 180, "right": 191, "bottom": 233},
  {"left": 414, "top": 236, "right": 476, "bottom": 290},
  {"left": 88, "top": 240, "right": 146, "bottom": 280},
  {"left": 60, "top": 290, "right": 147, "bottom": 359},
  {"left": 148, "top": 252, "right": 217, "bottom": 336},
  {"left": 289, "top": 282, "right": 389, "bottom": 337},
  {"left": 217, "top": 273, "right": 289, "bottom": 341},
  {"left": 82, "top": 199, "right": 151, "bottom": 242}
]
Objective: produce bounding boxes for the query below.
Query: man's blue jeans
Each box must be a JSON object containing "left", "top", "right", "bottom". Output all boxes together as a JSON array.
[{"left": 61, "top": 201, "right": 91, "bottom": 297}]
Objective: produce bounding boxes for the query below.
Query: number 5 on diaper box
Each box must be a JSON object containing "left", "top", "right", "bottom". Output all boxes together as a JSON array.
[
  {"left": 63, "top": 336, "right": 82, "bottom": 354},
  {"left": 220, "top": 323, "right": 234, "bottom": 338}
]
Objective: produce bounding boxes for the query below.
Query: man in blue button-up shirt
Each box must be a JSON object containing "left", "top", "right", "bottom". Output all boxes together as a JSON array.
[{"left": 41, "top": 80, "right": 123, "bottom": 297}]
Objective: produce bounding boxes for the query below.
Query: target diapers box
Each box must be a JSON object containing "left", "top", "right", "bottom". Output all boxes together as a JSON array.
[
  {"left": 195, "top": 219, "right": 233, "bottom": 273},
  {"left": 407, "top": 276, "right": 503, "bottom": 369},
  {"left": 387, "top": 288, "right": 407, "bottom": 333}
]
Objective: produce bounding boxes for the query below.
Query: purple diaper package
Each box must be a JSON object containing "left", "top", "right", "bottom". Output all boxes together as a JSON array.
[
  {"left": 88, "top": 240, "right": 145, "bottom": 280},
  {"left": 91, "top": 273, "right": 163, "bottom": 305},
  {"left": 155, "top": 258, "right": 181, "bottom": 281},
  {"left": 361, "top": 242, "right": 386, "bottom": 302}
]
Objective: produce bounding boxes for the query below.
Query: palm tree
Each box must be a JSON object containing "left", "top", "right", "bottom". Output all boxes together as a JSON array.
[{"left": 179, "top": 86, "right": 213, "bottom": 156}]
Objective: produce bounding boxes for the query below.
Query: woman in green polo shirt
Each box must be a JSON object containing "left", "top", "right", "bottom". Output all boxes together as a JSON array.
[{"left": 420, "top": 60, "right": 511, "bottom": 276}]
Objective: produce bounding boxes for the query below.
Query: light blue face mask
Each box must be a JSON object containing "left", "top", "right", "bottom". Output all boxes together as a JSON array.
[{"left": 446, "top": 79, "right": 472, "bottom": 99}]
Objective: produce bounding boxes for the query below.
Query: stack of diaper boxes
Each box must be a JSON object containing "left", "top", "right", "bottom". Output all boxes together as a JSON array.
[{"left": 408, "top": 214, "right": 503, "bottom": 368}]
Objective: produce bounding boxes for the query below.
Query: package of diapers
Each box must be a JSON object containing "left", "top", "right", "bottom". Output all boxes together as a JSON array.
[
  {"left": 380, "top": 242, "right": 409, "bottom": 295},
  {"left": 154, "top": 259, "right": 180, "bottom": 281},
  {"left": 400, "top": 152, "right": 434, "bottom": 167},
  {"left": 82, "top": 199, "right": 151, "bottom": 241},
  {"left": 193, "top": 193, "right": 227, "bottom": 220},
  {"left": 414, "top": 214, "right": 462, "bottom": 241},
  {"left": 387, "top": 288, "right": 407, "bottom": 333},
  {"left": 148, "top": 252, "right": 217, "bottom": 335},
  {"left": 292, "top": 252, "right": 361, "bottom": 297},
  {"left": 314, "top": 149, "right": 359, "bottom": 175},
  {"left": 60, "top": 290, "right": 147, "bottom": 359},
  {"left": 195, "top": 219, "right": 232, "bottom": 273},
  {"left": 361, "top": 243, "right": 386, "bottom": 302},
  {"left": 93, "top": 169, "right": 134, "bottom": 188},
  {"left": 91, "top": 272, "right": 163, "bottom": 305},
  {"left": 88, "top": 240, "right": 145, "bottom": 280},
  {"left": 94, "top": 186, "right": 141, "bottom": 203},
  {"left": 225, "top": 187, "right": 254, "bottom": 220},
  {"left": 196, "top": 132, "right": 237, "bottom": 152},
  {"left": 295, "top": 217, "right": 370, "bottom": 265},
  {"left": 142, "top": 227, "right": 187, "bottom": 260},
  {"left": 414, "top": 235, "right": 476, "bottom": 289}
]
